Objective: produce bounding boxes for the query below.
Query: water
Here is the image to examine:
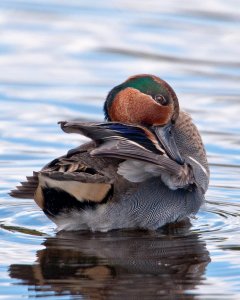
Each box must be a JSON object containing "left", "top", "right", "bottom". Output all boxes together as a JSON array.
[{"left": 0, "top": 0, "right": 240, "bottom": 299}]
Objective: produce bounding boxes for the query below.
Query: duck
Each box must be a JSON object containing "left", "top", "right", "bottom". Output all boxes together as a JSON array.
[{"left": 10, "top": 74, "right": 209, "bottom": 232}]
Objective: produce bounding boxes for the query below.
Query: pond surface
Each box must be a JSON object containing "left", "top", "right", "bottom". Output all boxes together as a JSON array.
[{"left": 0, "top": 0, "right": 240, "bottom": 299}]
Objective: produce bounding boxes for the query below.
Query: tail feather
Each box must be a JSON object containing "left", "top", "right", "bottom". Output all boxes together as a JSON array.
[{"left": 9, "top": 172, "right": 39, "bottom": 199}]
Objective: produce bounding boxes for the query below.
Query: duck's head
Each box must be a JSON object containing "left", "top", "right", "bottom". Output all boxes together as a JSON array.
[
  {"left": 104, "top": 74, "right": 184, "bottom": 164},
  {"left": 104, "top": 74, "right": 179, "bottom": 125}
]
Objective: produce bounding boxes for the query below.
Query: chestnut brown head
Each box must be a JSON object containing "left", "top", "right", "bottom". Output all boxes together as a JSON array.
[{"left": 104, "top": 74, "right": 179, "bottom": 126}]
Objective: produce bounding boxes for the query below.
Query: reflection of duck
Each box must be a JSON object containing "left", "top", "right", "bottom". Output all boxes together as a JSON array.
[
  {"left": 9, "top": 227, "right": 210, "bottom": 299},
  {"left": 10, "top": 74, "right": 209, "bottom": 231}
]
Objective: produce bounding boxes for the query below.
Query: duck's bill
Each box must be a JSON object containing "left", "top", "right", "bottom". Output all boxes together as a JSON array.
[{"left": 153, "top": 124, "right": 184, "bottom": 165}]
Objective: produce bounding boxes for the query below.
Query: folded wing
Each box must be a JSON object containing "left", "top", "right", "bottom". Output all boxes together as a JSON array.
[{"left": 59, "top": 121, "right": 196, "bottom": 191}]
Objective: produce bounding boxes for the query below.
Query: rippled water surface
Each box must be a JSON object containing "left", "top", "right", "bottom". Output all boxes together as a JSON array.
[{"left": 0, "top": 1, "right": 240, "bottom": 299}]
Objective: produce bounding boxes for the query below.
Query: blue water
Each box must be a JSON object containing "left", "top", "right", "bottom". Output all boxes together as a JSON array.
[{"left": 0, "top": 1, "right": 240, "bottom": 299}]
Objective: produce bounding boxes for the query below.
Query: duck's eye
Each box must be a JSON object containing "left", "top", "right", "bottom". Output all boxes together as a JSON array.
[{"left": 154, "top": 94, "right": 168, "bottom": 105}]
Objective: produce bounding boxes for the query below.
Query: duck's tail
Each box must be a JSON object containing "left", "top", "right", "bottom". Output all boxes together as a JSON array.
[{"left": 9, "top": 172, "right": 39, "bottom": 199}]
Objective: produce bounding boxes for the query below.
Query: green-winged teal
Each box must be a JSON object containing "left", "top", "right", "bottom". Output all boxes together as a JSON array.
[{"left": 10, "top": 74, "right": 209, "bottom": 232}]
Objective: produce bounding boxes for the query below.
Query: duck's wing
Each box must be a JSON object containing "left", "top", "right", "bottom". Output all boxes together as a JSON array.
[
  {"left": 9, "top": 142, "right": 121, "bottom": 216},
  {"left": 59, "top": 121, "right": 196, "bottom": 190},
  {"left": 60, "top": 121, "right": 181, "bottom": 171},
  {"left": 9, "top": 121, "right": 174, "bottom": 200}
]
